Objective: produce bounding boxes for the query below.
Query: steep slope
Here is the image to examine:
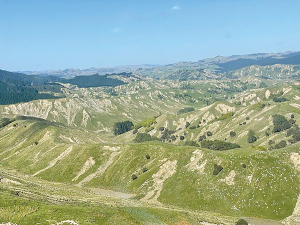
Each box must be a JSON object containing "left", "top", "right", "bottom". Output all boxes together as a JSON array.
[{"left": 1, "top": 117, "right": 300, "bottom": 223}]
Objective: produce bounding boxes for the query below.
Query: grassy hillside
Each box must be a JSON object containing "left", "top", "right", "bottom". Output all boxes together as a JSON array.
[{"left": 1, "top": 117, "right": 300, "bottom": 224}]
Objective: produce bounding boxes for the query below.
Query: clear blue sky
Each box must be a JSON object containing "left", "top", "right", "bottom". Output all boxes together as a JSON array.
[{"left": 1, "top": 0, "right": 300, "bottom": 71}]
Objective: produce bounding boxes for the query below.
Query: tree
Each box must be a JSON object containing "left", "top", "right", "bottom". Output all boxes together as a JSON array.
[
  {"left": 201, "top": 140, "right": 240, "bottom": 150},
  {"left": 134, "top": 133, "right": 158, "bottom": 142},
  {"left": 247, "top": 130, "right": 257, "bottom": 143},
  {"left": 273, "top": 114, "right": 292, "bottom": 132},
  {"left": 230, "top": 131, "right": 236, "bottom": 137},
  {"left": 235, "top": 219, "right": 248, "bottom": 225},
  {"left": 113, "top": 121, "right": 133, "bottom": 135}
]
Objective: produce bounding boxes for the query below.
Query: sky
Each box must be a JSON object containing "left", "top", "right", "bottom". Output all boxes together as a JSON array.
[{"left": 0, "top": 0, "right": 300, "bottom": 71}]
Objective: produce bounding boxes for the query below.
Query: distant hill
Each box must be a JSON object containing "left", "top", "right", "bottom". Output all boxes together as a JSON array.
[
  {"left": 0, "top": 70, "right": 62, "bottom": 105},
  {"left": 60, "top": 74, "right": 126, "bottom": 88}
]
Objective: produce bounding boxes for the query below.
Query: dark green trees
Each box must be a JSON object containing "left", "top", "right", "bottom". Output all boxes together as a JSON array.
[
  {"left": 113, "top": 121, "right": 133, "bottom": 135},
  {"left": 247, "top": 130, "right": 257, "bottom": 143},
  {"left": 272, "top": 114, "right": 293, "bottom": 132},
  {"left": 201, "top": 140, "right": 240, "bottom": 150}
]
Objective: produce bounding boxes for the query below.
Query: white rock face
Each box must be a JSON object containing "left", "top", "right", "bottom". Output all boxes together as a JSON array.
[
  {"left": 215, "top": 103, "right": 235, "bottom": 114},
  {"left": 220, "top": 170, "right": 236, "bottom": 185},
  {"left": 185, "top": 150, "right": 207, "bottom": 173},
  {"left": 265, "top": 90, "right": 271, "bottom": 99},
  {"left": 141, "top": 160, "right": 177, "bottom": 204}
]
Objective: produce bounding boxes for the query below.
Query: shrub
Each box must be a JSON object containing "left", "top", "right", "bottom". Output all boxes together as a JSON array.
[
  {"left": 273, "top": 97, "right": 288, "bottom": 102},
  {"left": 287, "top": 125, "right": 299, "bottom": 137},
  {"left": 134, "top": 117, "right": 156, "bottom": 129},
  {"left": 113, "top": 121, "right": 133, "bottom": 135},
  {"left": 180, "top": 136, "right": 185, "bottom": 140},
  {"left": 213, "top": 164, "right": 223, "bottom": 175},
  {"left": 198, "top": 135, "right": 206, "bottom": 142},
  {"left": 34, "top": 141, "right": 38, "bottom": 145},
  {"left": 158, "top": 127, "right": 165, "bottom": 131},
  {"left": 132, "top": 174, "right": 137, "bottom": 180},
  {"left": 189, "top": 126, "right": 197, "bottom": 129},
  {"left": 235, "top": 219, "right": 248, "bottom": 225},
  {"left": 184, "top": 141, "right": 200, "bottom": 147},
  {"left": 145, "top": 155, "right": 150, "bottom": 160},
  {"left": 0, "top": 118, "right": 15, "bottom": 128},
  {"left": 142, "top": 168, "right": 148, "bottom": 173},
  {"left": 132, "top": 129, "right": 138, "bottom": 134},
  {"left": 201, "top": 140, "right": 241, "bottom": 150},
  {"left": 247, "top": 130, "right": 257, "bottom": 143},
  {"left": 265, "top": 130, "right": 270, "bottom": 137},
  {"left": 185, "top": 122, "right": 190, "bottom": 128},
  {"left": 291, "top": 114, "right": 295, "bottom": 119},
  {"left": 215, "top": 112, "right": 234, "bottom": 121},
  {"left": 134, "top": 133, "right": 158, "bottom": 142},
  {"left": 242, "top": 164, "right": 247, "bottom": 168},
  {"left": 177, "top": 107, "right": 195, "bottom": 115},
  {"left": 206, "top": 131, "right": 212, "bottom": 136},
  {"left": 160, "top": 129, "right": 175, "bottom": 141},
  {"left": 268, "top": 140, "right": 274, "bottom": 145},
  {"left": 272, "top": 140, "right": 287, "bottom": 149},
  {"left": 273, "top": 114, "right": 292, "bottom": 132},
  {"left": 246, "top": 116, "right": 250, "bottom": 120},
  {"left": 230, "top": 131, "right": 236, "bottom": 137},
  {"left": 170, "top": 135, "right": 176, "bottom": 141}
]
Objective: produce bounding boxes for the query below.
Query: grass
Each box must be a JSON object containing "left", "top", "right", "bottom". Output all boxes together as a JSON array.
[{"left": 1, "top": 81, "right": 300, "bottom": 223}]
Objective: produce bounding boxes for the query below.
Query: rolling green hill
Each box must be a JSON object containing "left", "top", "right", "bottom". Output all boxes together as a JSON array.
[{"left": 2, "top": 53, "right": 300, "bottom": 224}]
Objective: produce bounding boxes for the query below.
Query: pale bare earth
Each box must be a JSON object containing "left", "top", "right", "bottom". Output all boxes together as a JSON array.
[
  {"left": 0, "top": 223, "right": 18, "bottom": 225},
  {"left": 199, "top": 222, "right": 218, "bottom": 225},
  {"left": 220, "top": 170, "right": 236, "bottom": 185},
  {"left": 72, "top": 157, "right": 95, "bottom": 181},
  {"left": 47, "top": 220, "right": 79, "bottom": 225},
  {"left": 33, "top": 146, "right": 73, "bottom": 176},
  {"left": 0, "top": 178, "right": 21, "bottom": 186},
  {"left": 215, "top": 103, "right": 235, "bottom": 114},
  {"left": 140, "top": 160, "right": 177, "bottom": 204},
  {"left": 76, "top": 151, "right": 121, "bottom": 187},
  {"left": 290, "top": 153, "right": 300, "bottom": 171},
  {"left": 90, "top": 188, "right": 136, "bottom": 199},
  {"left": 290, "top": 103, "right": 300, "bottom": 109},
  {"left": 185, "top": 150, "right": 207, "bottom": 173}
]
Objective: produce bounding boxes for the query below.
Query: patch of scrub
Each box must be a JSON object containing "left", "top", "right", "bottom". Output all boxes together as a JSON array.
[
  {"left": 72, "top": 157, "right": 95, "bottom": 181},
  {"left": 185, "top": 150, "right": 207, "bottom": 173},
  {"left": 77, "top": 151, "right": 121, "bottom": 186},
  {"left": 140, "top": 160, "right": 177, "bottom": 204},
  {"left": 220, "top": 170, "right": 236, "bottom": 185},
  {"left": 33, "top": 146, "right": 73, "bottom": 176}
]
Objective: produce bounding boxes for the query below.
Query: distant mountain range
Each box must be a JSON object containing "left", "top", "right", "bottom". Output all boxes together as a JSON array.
[
  {"left": 19, "top": 51, "right": 300, "bottom": 78},
  {"left": 20, "top": 65, "right": 160, "bottom": 78}
]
